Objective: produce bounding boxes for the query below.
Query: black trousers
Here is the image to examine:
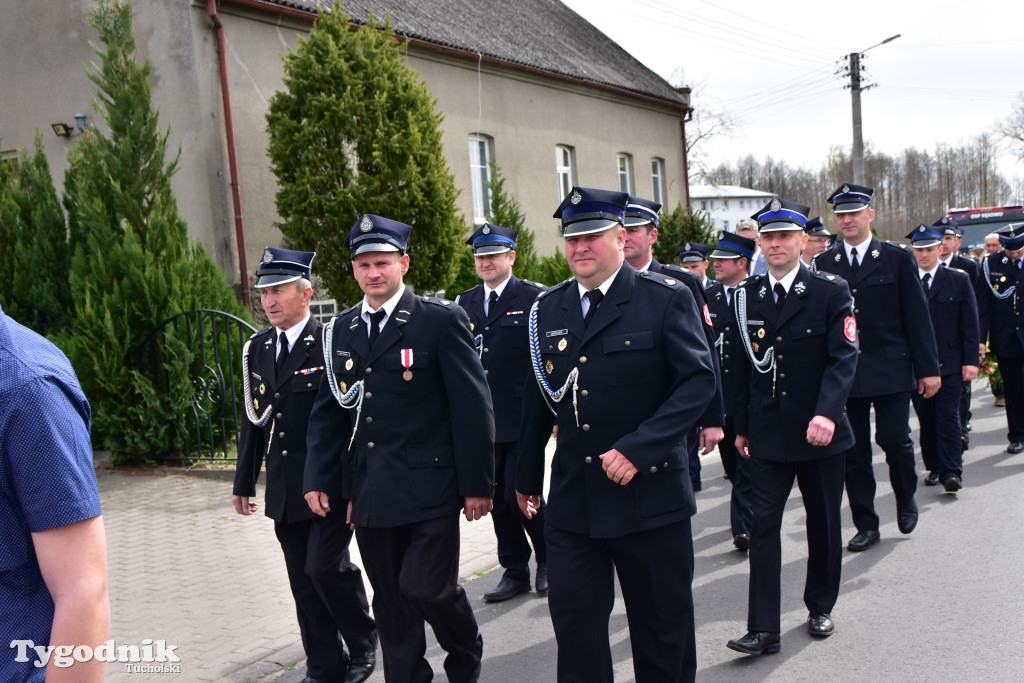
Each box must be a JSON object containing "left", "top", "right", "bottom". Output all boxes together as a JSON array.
[
  {"left": 719, "top": 416, "right": 751, "bottom": 537},
  {"left": 546, "top": 519, "right": 696, "bottom": 683},
  {"left": 845, "top": 392, "right": 918, "bottom": 532},
  {"left": 960, "top": 379, "right": 972, "bottom": 441},
  {"left": 746, "top": 453, "right": 845, "bottom": 633},
  {"left": 275, "top": 513, "right": 376, "bottom": 679},
  {"left": 911, "top": 375, "right": 964, "bottom": 479},
  {"left": 995, "top": 354, "right": 1024, "bottom": 442},
  {"left": 356, "top": 516, "right": 482, "bottom": 683},
  {"left": 491, "top": 441, "right": 546, "bottom": 581}
]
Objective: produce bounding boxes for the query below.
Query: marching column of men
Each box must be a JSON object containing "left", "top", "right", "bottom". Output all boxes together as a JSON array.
[{"left": 235, "top": 177, "right": 1015, "bottom": 677}]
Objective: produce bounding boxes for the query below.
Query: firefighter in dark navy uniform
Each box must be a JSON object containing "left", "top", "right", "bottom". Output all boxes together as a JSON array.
[
  {"left": 303, "top": 216, "right": 495, "bottom": 683},
  {"left": 905, "top": 225, "right": 979, "bottom": 491},
  {"left": 726, "top": 197, "right": 858, "bottom": 656},
  {"left": 517, "top": 186, "right": 716, "bottom": 683},
  {"left": 234, "top": 247, "right": 377, "bottom": 683},
  {"left": 976, "top": 222, "right": 1024, "bottom": 454},
  {"left": 622, "top": 195, "right": 725, "bottom": 493},
  {"left": 812, "top": 183, "right": 940, "bottom": 552},
  {"left": 455, "top": 223, "right": 548, "bottom": 603},
  {"left": 705, "top": 231, "right": 757, "bottom": 550}
]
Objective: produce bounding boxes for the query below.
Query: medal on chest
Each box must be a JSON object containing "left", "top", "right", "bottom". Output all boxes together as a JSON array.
[{"left": 401, "top": 348, "right": 414, "bottom": 381}]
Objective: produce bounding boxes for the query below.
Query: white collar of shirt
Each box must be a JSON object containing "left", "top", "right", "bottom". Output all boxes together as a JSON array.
[
  {"left": 276, "top": 313, "right": 311, "bottom": 349},
  {"left": 845, "top": 235, "right": 872, "bottom": 261},
  {"left": 769, "top": 264, "right": 801, "bottom": 293},
  {"left": 577, "top": 267, "right": 621, "bottom": 300},
  {"left": 486, "top": 274, "right": 512, "bottom": 300},
  {"left": 637, "top": 258, "right": 654, "bottom": 273},
  {"left": 361, "top": 284, "right": 406, "bottom": 325},
  {"left": 918, "top": 266, "right": 939, "bottom": 280}
]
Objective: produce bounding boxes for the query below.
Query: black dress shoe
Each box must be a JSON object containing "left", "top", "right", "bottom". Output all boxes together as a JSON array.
[
  {"left": 897, "top": 509, "right": 918, "bottom": 534},
  {"left": 535, "top": 563, "right": 548, "bottom": 596},
  {"left": 847, "top": 529, "right": 880, "bottom": 552},
  {"left": 344, "top": 650, "right": 376, "bottom": 683},
  {"left": 726, "top": 631, "right": 780, "bottom": 655},
  {"left": 961, "top": 436, "right": 969, "bottom": 452},
  {"left": 1008, "top": 442, "right": 1024, "bottom": 454},
  {"left": 943, "top": 475, "right": 962, "bottom": 492},
  {"left": 733, "top": 534, "right": 750, "bottom": 551},
  {"left": 483, "top": 574, "right": 531, "bottom": 602},
  {"left": 807, "top": 612, "right": 835, "bottom": 637},
  {"left": 924, "top": 471, "right": 940, "bottom": 486},
  {"left": 692, "top": 480, "right": 702, "bottom": 492}
]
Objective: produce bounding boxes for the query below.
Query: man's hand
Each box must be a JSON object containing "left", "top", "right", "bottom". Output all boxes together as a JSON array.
[
  {"left": 699, "top": 426, "right": 725, "bottom": 455},
  {"left": 517, "top": 491, "right": 542, "bottom": 519},
  {"left": 232, "top": 495, "right": 258, "bottom": 516},
  {"left": 304, "top": 491, "right": 331, "bottom": 517},
  {"left": 918, "top": 375, "right": 941, "bottom": 399},
  {"left": 735, "top": 434, "right": 751, "bottom": 460},
  {"left": 600, "top": 448, "right": 638, "bottom": 485},
  {"left": 463, "top": 496, "right": 493, "bottom": 522},
  {"left": 963, "top": 365, "right": 979, "bottom": 381},
  {"left": 806, "top": 415, "right": 836, "bottom": 447}
]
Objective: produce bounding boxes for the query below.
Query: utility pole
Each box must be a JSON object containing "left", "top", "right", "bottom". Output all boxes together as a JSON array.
[{"left": 841, "top": 34, "right": 900, "bottom": 184}]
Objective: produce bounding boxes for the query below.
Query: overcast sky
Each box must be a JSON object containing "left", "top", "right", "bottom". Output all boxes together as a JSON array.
[{"left": 561, "top": 0, "right": 1024, "bottom": 185}]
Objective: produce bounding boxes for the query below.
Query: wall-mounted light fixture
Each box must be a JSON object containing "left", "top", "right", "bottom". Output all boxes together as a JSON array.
[{"left": 51, "top": 114, "right": 92, "bottom": 138}]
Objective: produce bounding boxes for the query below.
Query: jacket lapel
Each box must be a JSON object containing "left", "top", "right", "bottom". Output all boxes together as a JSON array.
[
  {"left": 487, "top": 276, "right": 519, "bottom": 324},
  {"left": 851, "top": 237, "right": 881, "bottom": 285},
  {"left": 366, "top": 288, "right": 414, "bottom": 365},
  {"left": 582, "top": 265, "right": 632, "bottom": 344},
  {"left": 776, "top": 268, "right": 807, "bottom": 329}
]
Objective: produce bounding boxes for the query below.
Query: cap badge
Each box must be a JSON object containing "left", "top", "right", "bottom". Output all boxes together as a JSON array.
[
  {"left": 262, "top": 248, "right": 274, "bottom": 263},
  {"left": 770, "top": 197, "right": 782, "bottom": 212},
  {"left": 941, "top": 217, "right": 950, "bottom": 224},
  {"left": 359, "top": 215, "right": 374, "bottom": 232},
  {"left": 918, "top": 226, "right": 926, "bottom": 233},
  {"left": 842, "top": 184, "right": 850, "bottom": 193},
  {"left": 482, "top": 225, "right": 490, "bottom": 234},
  {"left": 571, "top": 189, "right": 582, "bottom": 205},
  {"left": 684, "top": 243, "right": 691, "bottom": 251}
]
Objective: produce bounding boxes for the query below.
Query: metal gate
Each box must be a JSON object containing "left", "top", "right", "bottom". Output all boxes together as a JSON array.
[{"left": 135, "top": 309, "right": 256, "bottom": 462}]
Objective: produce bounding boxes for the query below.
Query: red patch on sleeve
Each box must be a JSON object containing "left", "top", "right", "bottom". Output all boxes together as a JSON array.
[
  {"left": 844, "top": 316, "right": 857, "bottom": 343},
  {"left": 703, "top": 303, "right": 713, "bottom": 327}
]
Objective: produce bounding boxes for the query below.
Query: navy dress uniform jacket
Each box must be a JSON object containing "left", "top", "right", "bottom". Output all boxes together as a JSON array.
[
  {"left": 705, "top": 281, "right": 745, "bottom": 412},
  {"left": 517, "top": 265, "right": 717, "bottom": 539},
  {"left": 949, "top": 253, "right": 979, "bottom": 288},
  {"left": 813, "top": 237, "right": 939, "bottom": 396},
  {"left": 650, "top": 259, "right": 725, "bottom": 428},
  {"left": 304, "top": 288, "right": 495, "bottom": 528},
  {"left": 977, "top": 251, "right": 1024, "bottom": 358},
  {"left": 733, "top": 268, "right": 858, "bottom": 460},
  {"left": 455, "top": 275, "right": 544, "bottom": 443},
  {"left": 235, "top": 316, "right": 324, "bottom": 523},
  {"left": 926, "top": 267, "right": 980, "bottom": 375}
]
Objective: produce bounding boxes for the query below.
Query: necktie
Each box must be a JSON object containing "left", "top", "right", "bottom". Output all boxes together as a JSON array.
[
  {"left": 1015, "top": 259, "right": 1021, "bottom": 271},
  {"left": 725, "top": 286, "right": 733, "bottom": 307},
  {"left": 850, "top": 247, "right": 860, "bottom": 274},
  {"left": 583, "top": 289, "right": 604, "bottom": 327},
  {"left": 368, "top": 309, "right": 386, "bottom": 348},
  {"left": 940, "top": 262, "right": 947, "bottom": 267},
  {"left": 774, "top": 283, "right": 786, "bottom": 313},
  {"left": 486, "top": 289, "right": 499, "bottom": 317},
  {"left": 276, "top": 331, "right": 290, "bottom": 378},
  {"left": 922, "top": 272, "right": 931, "bottom": 290}
]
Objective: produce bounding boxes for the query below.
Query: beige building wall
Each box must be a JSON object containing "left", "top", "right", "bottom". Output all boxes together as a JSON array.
[{"left": 1, "top": 0, "right": 689, "bottom": 290}]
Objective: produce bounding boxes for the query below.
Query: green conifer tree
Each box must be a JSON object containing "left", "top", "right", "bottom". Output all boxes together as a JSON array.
[
  {"left": 652, "top": 202, "right": 716, "bottom": 277},
  {"left": 0, "top": 134, "right": 71, "bottom": 335},
  {"left": 266, "top": 5, "right": 464, "bottom": 304},
  {"left": 58, "top": 0, "right": 245, "bottom": 461}
]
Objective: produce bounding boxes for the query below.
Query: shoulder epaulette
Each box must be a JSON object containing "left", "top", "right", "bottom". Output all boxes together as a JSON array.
[
  {"left": 640, "top": 269, "right": 684, "bottom": 289},
  {"left": 535, "top": 277, "right": 575, "bottom": 300},
  {"left": 884, "top": 240, "right": 908, "bottom": 250},
  {"left": 810, "top": 270, "right": 841, "bottom": 283},
  {"left": 738, "top": 274, "right": 764, "bottom": 288},
  {"left": 422, "top": 296, "right": 454, "bottom": 307},
  {"left": 521, "top": 279, "right": 547, "bottom": 292}
]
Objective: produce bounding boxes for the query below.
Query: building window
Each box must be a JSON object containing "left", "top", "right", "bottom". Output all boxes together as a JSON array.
[
  {"left": 723, "top": 220, "right": 730, "bottom": 231},
  {"left": 700, "top": 201, "right": 708, "bottom": 211},
  {"left": 616, "top": 153, "right": 632, "bottom": 193},
  {"left": 1, "top": 149, "right": 19, "bottom": 172},
  {"left": 556, "top": 145, "right": 574, "bottom": 200},
  {"left": 309, "top": 299, "right": 337, "bottom": 325},
  {"left": 468, "top": 135, "right": 493, "bottom": 222},
  {"left": 650, "top": 158, "right": 664, "bottom": 205},
  {"left": 723, "top": 200, "right": 729, "bottom": 210}
]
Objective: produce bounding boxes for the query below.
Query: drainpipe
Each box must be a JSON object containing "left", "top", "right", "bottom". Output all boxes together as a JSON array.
[
  {"left": 207, "top": 0, "right": 252, "bottom": 313},
  {"left": 676, "top": 86, "right": 693, "bottom": 210}
]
